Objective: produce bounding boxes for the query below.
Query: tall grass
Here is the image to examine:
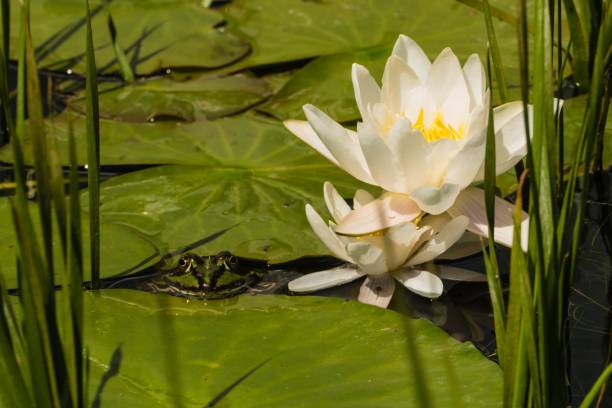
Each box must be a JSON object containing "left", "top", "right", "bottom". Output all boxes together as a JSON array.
[
  {"left": 478, "top": 0, "right": 612, "bottom": 406},
  {"left": 85, "top": 0, "right": 101, "bottom": 289},
  {"left": 0, "top": 0, "right": 101, "bottom": 406}
]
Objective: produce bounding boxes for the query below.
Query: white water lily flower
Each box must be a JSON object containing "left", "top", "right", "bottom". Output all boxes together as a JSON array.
[
  {"left": 288, "top": 182, "right": 469, "bottom": 308},
  {"left": 284, "top": 34, "right": 531, "bottom": 249}
]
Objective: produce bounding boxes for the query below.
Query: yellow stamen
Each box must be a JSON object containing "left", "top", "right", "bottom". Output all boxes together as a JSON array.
[
  {"left": 413, "top": 108, "right": 465, "bottom": 143},
  {"left": 355, "top": 230, "right": 385, "bottom": 240}
]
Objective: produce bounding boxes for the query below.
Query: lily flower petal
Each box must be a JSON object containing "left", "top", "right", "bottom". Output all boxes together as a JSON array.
[
  {"left": 447, "top": 187, "right": 529, "bottom": 250},
  {"left": 334, "top": 192, "right": 420, "bottom": 235},
  {"left": 387, "top": 118, "right": 431, "bottom": 188},
  {"left": 410, "top": 183, "right": 461, "bottom": 215},
  {"left": 392, "top": 34, "right": 431, "bottom": 82},
  {"left": 284, "top": 120, "right": 339, "bottom": 166},
  {"left": 346, "top": 242, "right": 387, "bottom": 275},
  {"left": 323, "top": 182, "right": 351, "bottom": 223},
  {"left": 357, "top": 122, "right": 405, "bottom": 192},
  {"left": 383, "top": 222, "right": 432, "bottom": 270},
  {"left": 352, "top": 63, "right": 381, "bottom": 122},
  {"left": 353, "top": 189, "right": 375, "bottom": 208},
  {"left": 437, "top": 231, "right": 484, "bottom": 260},
  {"left": 381, "top": 55, "right": 420, "bottom": 114},
  {"left": 303, "top": 104, "right": 375, "bottom": 184},
  {"left": 420, "top": 213, "right": 453, "bottom": 233},
  {"left": 358, "top": 275, "right": 396, "bottom": 308},
  {"left": 407, "top": 215, "right": 469, "bottom": 266},
  {"left": 288, "top": 265, "right": 365, "bottom": 292},
  {"left": 436, "top": 265, "right": 487, "bottom": 282},
  {"left": 440, "top": 71, "right": 471, "bottom": 128},
  {"left": 426, "top": 47, "right": 466, "bottom": 108},
  {"left": 305, "top": 204, "right": 352, "bottom": 262},
  {"left": 393, "top": 268, "right": 443, "bottom": 298},
  {"left": 492, "top": 101, "right": 533, "bottom": 175},
  {"left": 462, "top": 53, "right": 486, "bottom": 108}
]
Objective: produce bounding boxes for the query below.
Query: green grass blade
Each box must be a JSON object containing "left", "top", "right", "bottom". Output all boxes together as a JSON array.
[
  {"left": 562, "top": 0, "right": 591, "bottom": 88},
  {"left": 483, "top": 49, "right": 506, "bottom": 367},
  {"left": 483, "top": 0, "right": 508, "bottom": 102},
  {"left": 503, "top": 176, "right": 525, "bottom": 405},
  {"left": 0, "top": 276, "right": 32, "bottom": 407},
  {"left": 0, "top": 0, "right": 8, "bottom": 66},
  {"left": 85, "top": 0, "right": 101, "bottom": 288},
  {"left": 107, "top": 11, "right": 134, "bottom": 82},
  {"left": 532, "top": 0, "right": 559, "bottom": 403},
  {"left": 579, "top": 362, "right": 612, "bottom": 408},
  {"left": 10, "top": 200, "right": 61, "bottom": 408},
  {"left": 67, "top": 123, "right": 84, "bottom": 407},
  {"left": 0, "top": 0, "right": 10, "bottom": 145},
  {"left": 24, "top": 0, "right": 55, "bottom": 286}
]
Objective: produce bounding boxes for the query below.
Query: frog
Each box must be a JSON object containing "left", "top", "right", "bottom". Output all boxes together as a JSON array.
[{"left": 142, "top": 252, "right": 266, "bottom": 299}]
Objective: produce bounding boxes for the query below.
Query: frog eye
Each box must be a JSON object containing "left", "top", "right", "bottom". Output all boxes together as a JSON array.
[
  {"left": 228, "top": 255, "right": 238, "bottom": 264},
  {"left": 178, "top": 257, "right": 189, "bottom": 268}
]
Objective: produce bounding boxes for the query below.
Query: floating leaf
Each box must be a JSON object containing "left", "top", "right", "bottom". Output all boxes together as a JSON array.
[
  {"left": 8, "top": 0, "right": 249, "bottom": 75},
  {"left": 86, "top": 116, "right": 373, "bottom": 263},
  {"left": 0, "top": 115, "right": 374, "bottom": 273},
  {"left": 67, "top": 74, "right": 272, "bottom": 122},
  {"left": 85, "top": 290, "right": 503, "bottom": 407},
  {"left": 259, "top": 46, "right": 390, "bottom": 123},
  {"left": 222, "top": 0, "right": 520, "bottom": 75}
]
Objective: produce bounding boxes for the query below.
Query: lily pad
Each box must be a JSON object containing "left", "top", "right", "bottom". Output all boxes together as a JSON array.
[
  {"left": 0, "top": 115, "right": 373, "bottom": 265},
  {"left": 67, "top": 74, "right": 272, "bottom": 122},
  {"left": 87, "top": 118, "right": 372, "bottom": 263},
  {"left": 258, "top": 46, "right": 391, "bottom": 123},
  {"left": 0, "top": 199, "right": 160, "bottom": 289},
  {"left": 85, "top": 290, "right": 502, "bottom": 407},
  {"left": 9, "top": 0, "right": 249, "bottom": 75},
  {"left": 222, "top": 0, "right": 520, "bottom": 73}
]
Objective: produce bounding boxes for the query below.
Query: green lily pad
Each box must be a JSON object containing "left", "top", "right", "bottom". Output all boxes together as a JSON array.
[
  {"left": 222, "top": 0, "right": 520, "bottom": 74},
  {"left": 87, "top": 118, "right": 372, "bottom": 263},
  {"left": 0, "top": 115, "right": 373, "bottom": 265},
  {"left": 258, "top": 46, "right": 391, "bottom": 123},
  {"left": 9, "top": 0, "right": 249, "bottom": 75},
  {"left": 0, "top": 199, "right": 160, "bottom": 289},
  {"left": 67, "top": 74, "right": 272, "bottom": 122},
  {"left": 85, "top": 290, "right": 502, "bottom": 407}
]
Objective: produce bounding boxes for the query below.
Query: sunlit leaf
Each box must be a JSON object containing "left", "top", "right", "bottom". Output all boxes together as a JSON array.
[
  {"left": 0, "top": 199, "right": 160, "bottom": 289},
  {"left": 85, "top": 290, "right": 503, "bottom": 407},
  {"left": 223, "top": 0, "right": 521, "bottom": 77},
  {"left": 0, "top": 115, "right": 375, "bottom": 282}
]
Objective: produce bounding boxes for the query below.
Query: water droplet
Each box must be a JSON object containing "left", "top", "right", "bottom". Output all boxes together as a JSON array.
[{"left": 66, "top": 69, "right": 73, "bottom": 75}]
